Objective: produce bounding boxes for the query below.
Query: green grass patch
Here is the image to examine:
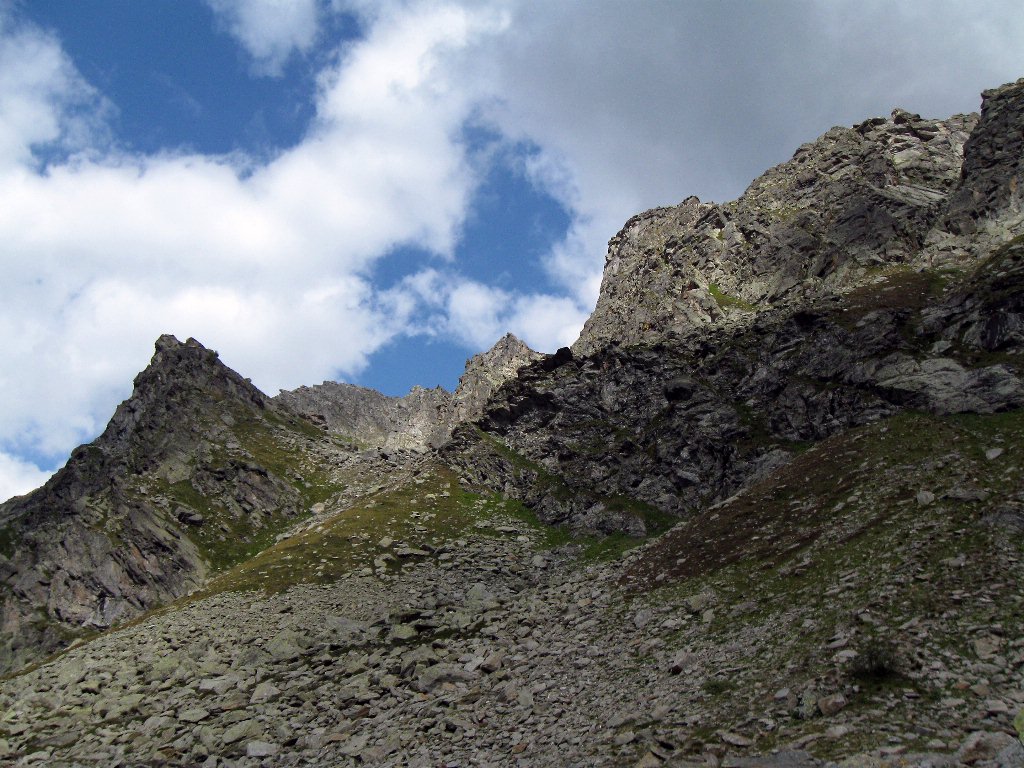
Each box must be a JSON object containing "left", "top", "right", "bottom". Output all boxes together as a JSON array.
[
  {"left": 708, "top": 283, "right": 757, "bottom": 311},
  {"left": 193, "top": 464, "right": 562, "bottom": 597},
  {"left": 0, "top": 525, "right": 16, "bottom": 558},
  {"left": 702, "top": 678, "right": 735, "bottom": 696}
]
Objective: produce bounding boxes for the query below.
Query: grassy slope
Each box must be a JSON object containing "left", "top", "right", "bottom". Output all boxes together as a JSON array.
[{"left": 624, "top": 407, "right": 1024, "bottom": 756}]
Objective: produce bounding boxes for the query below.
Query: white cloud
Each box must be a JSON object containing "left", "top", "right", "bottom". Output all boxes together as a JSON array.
[
  {"left": 398, "top": 270, "right": 588, "bottom": 353},
  {"left": 503, "top": 293, "right": 589, "bottom": 351},
  {"left": 444, "top": 0, "right": 1024, "bottom": 317},
  {"left": 0, "top": 452, "right": 53, "bottom": 504},
  {"left": 206, "top": 0, "right": 322, "bottom": 76},
  {"left": 444, "top": 281, "right": 508, "bottom": 349},
  {"left": 0, "top": 3, "right": 508, "bottom": 481},
  {"left": 0, "top": 14, "right": 108, "bottom": 168}
]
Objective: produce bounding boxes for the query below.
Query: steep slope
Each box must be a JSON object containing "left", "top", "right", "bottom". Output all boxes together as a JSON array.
[
  {"left": 0, "top": 332, "right": 542, "bottom": 673},
  {"left": 0, "top": 78, "right": 1023, "bottom": 768},
  {"left": 450, "top": 79, "right": 1024, "bottom": 538},
  {"left": 0, "top": 409, "right": 1020, "bottom": 768},
  {"left": 449, "top": 333, "right": 544, "bottom": 426},
  {"left": 573, "top": 109, "right": 977, "bottom": 357},
  {"left": 0, "top": 336, "right": 343, "bottom": 673}
]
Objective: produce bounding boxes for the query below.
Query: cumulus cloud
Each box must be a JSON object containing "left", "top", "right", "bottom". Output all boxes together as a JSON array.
[
  {"left": 0, "top": 13, "right": 108, "bottom": 168},
  {"left": 0, "top": 3, "right": 507, "bottom": 475},
  {"left": 206, "top": 0, "right": 323, "bottom": 75},
  {"left": 397, "top": 269, "right": 588, "bottom": 353},
  {"left": 446, "top": 0, "right": 1024, "bottom": 309},
  {"left": 0, "top": 453, "right": 53, "bottom": 504}
]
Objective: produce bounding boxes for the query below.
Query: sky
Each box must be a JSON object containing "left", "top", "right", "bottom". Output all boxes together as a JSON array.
[{"left": 1, "top": 0, "right": 1023, "bottom": 502}]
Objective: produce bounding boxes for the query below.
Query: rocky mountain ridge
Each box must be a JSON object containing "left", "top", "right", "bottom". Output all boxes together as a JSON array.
[
  {"left": 0, "top": 78, "right": 1023, "bottom": 767},
  {"left": 0, "top": 331, "right": 541, "bottom": 674},
  {"left": 275, "top": 333, "right": 541, "bottom": 452}
]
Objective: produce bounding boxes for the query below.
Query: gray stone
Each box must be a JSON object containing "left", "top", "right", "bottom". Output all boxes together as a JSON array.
[
  {"left": 266, "top": 630, "right": 307, "bottom": 661},
  {"left": 721, "top": 731, "right": 753, "bottom": 747},
  {"left": 223, "top": 720, "right": 261, "bottom": 745},
  {"left": 817, "top": 693, "right": 847, "bottom": 716},
  {"left": 250, "top": 681, "right": 280, "bottom": 704},
  {"left": 480, "top": 649, "right": 505, "bottom": 673},
  {"left": 178, "top": 707, "right": 210, "bottom": 723},
  {"left": 669, "top": 650, "right": 698, "bottom": 674},
  {"left": 416, "top": 664, "right": 479, "bottom": 692},
  {"left": 633, "top": 608, "right": 655, "bottom": 629},
  {"left": 957, "top": 731, "right": 1016, "bottom": 764},
  {"left": 246, "top": 741, "right": 281, "bottom": 757}
]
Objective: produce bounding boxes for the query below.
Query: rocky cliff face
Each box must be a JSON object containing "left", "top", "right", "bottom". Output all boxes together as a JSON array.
[
  {"left": 0, "top": 336, "right": 340, "bottom": 673},
  {"left": 458, "top": 78, "right": 1024, "bottom": 538},
  {"left": 275, "top": 332, "right": 541, "bottom": 451},
  {"left": 0, "top": 332, "right": 542, "bottom": 673},
  {"left": 449, "top": 332, "right": 544, "bottom": 426},
  {"left": 0, "top": 79, "right": 1022, "bottom": 768},
  {"left": 573, "top": 108, "right": 977, "bottom": 357},
  {"left": 275, "top": 381, "right": 454, "bottom": 451}
]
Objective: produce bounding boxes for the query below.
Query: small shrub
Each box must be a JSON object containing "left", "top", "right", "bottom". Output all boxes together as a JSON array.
[
  {"left": 702, "top": 678, "right": 734, "bottom": 696},
  {"left": 850, "top": 636, "right": 901, "bottom": 681}
]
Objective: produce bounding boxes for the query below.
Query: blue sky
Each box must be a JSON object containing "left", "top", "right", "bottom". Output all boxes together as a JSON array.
[{"left": 1, "top": 0, "right": 1023, "bottom": 500}]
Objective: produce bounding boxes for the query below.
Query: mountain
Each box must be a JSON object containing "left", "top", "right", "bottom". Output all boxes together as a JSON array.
[
  {"left": 0, "top": 79, "right": 1022, "bottom": 767},
  {"left": 275, "top": 332, "right": 542, "bottom": 451}
]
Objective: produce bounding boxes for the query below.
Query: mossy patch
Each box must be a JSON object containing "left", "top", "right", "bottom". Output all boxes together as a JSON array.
[
  {"left": 708, "top": 283, "right": 757, "bottom": 311},
  {"left": 193, "top": 464, "right": 560, "bottom": 597},
  {"left": 621, "top": 406, "right": 1024, "bottom": 758}
]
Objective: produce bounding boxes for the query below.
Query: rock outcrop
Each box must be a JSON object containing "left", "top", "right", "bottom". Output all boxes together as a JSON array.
[
  {"left": 275, "top": 333, "right": 540, "bottom": 450},
  {"left": 275, "top": 381, "right": 454, "bottom": 451},
  {"left": 573, "top": 106, "right": 979, "bottom": 357},
  {"left": 449, "top": 333, "right": 543, "bottom": 427},
  {"left": 458, "top": 78, "right": 1024, "bottom": 536},
  {"left": 0, "top": 336, "right": 333, "bottom": 673},
  {"left": 946, "top": 78, "right": 1024, "bottom": 234}
]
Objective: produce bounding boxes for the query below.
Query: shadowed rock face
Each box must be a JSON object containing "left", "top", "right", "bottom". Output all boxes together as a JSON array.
[
  {"left": 449, "top": 333, "right": 544, "bottom": 427},
  {"left": 946, "top": 78, "right": 1024, "bottom": 233},
  {"left": 0, "top": 336, "right": 311, "bottom": 673},
  {"left": 454, "top": 79, "right": 1024, "bottom": 536}
]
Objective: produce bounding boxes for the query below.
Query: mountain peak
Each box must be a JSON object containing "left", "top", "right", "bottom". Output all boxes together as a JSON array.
[
  {"left": 274, "top": 333, "right": 542, "bottom": 451},
  {"left": 573, "top": 100, "right": 982, "bottom": 356},
  {"left": 469, "top": 332, "right": 537, "bottom": 370},
  {"left": 449, "top": 333, "right": 542, "bottom": 426},
  {"left": 99, "top": 334, "right": 267, "bottom": 456},
  {"left": 4, "top": 79, "right": 1024, "bottom": 767}
]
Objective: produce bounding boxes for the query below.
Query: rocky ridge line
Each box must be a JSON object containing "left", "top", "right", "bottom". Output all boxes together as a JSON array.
[
  {"left": 447, "top": 78, "right": 1024, "bottom": 537},
  {"left": 275, "top": 332, "right": 541, "bottom": 451},
  {"left": 0, "top": 336, "right": 332, "bottom": 673}
]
